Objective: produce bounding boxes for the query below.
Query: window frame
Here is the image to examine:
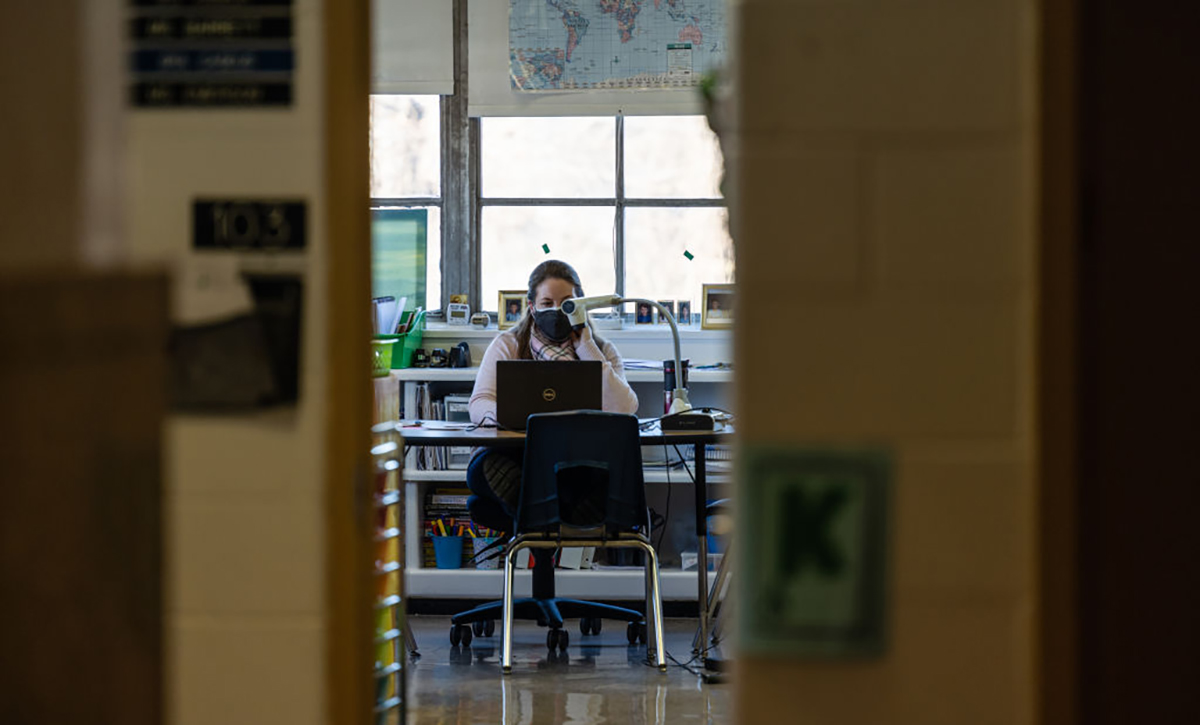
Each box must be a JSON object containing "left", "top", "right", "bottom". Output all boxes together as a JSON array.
[
  {"left": 477, "top": 114, "right": 727, "bottom": 302},
  {"left": 369, "top": 5, "right": 728, "bottom": 314}
]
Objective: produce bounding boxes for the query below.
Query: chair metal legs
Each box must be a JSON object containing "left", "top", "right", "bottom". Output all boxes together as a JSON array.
[
  {"left": 501, "top": 542, "right": 519, "bottom": 673},
  {"left": 638, "top": 540, "right": 668, "bottom": 672},
  {"left": 499, "top": 535, "right": 667, "bottom": 674}
]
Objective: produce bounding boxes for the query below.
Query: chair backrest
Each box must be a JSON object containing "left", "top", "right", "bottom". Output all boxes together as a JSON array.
[{"left": 517, "top": 411, "right": 647, "bottom": 534}]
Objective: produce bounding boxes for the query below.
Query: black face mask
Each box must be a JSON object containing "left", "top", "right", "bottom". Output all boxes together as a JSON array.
[{"left": 533, "top": 307, "right": 573, "bottom": 342}]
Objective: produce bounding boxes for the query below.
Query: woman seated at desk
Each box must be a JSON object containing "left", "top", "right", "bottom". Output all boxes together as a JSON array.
[{"left": 467, "top": 259, "right": 639, "bottom": 524}]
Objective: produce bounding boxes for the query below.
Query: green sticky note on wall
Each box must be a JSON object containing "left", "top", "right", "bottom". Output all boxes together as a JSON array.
[
  {"left": 739, "top": 446, "right": 891, "bottom": 658},
  {"left": 683, "top": 250, "right": 694, "bottom": 260},
  {"left": 542, "top": 244, "right": 551, "bottom": 254}
]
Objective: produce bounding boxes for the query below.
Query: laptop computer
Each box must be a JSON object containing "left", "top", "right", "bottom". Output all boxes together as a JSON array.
[{"left": 496, "top": 360, "right": 603, "bottom": 430}]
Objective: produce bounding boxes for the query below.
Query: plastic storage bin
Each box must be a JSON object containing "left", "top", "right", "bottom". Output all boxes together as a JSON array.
[
  {"left": 372, "top": 338, "right": 397, "bottom": 377},
  {"left": 391, "top": 309, "right": 426, "bottom": 369}
]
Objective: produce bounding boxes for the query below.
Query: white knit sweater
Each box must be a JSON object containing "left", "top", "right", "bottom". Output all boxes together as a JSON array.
[{"left": 468, "top": 329, "right": 640, "bottom": 425}]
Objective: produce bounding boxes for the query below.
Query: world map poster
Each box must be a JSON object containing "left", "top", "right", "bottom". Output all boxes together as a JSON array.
[{"left": 509, "top": 0, "right": 727, "bottom": 91}]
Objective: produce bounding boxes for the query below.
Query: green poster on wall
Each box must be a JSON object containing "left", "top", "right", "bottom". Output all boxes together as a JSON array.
[
  {"left": 739, "top": 446, "right": 892, "bottom": 658},
  {"left": 372, "top": 208, "right": 427, "bottom": 309}
]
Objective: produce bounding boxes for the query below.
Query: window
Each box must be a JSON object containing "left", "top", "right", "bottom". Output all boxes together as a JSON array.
[
  {"left": 370, "top": 98, "right": 734, "bottom": 317},
  {"left": 480, "top": 115, "right": 733, "bottom": 314},
  {"left": 370, "top": 94, "right": 442, "bottom": 309}
]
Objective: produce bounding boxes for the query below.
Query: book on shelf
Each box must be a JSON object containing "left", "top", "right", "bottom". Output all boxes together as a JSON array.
[{"left": 406, "top": 384, "right": 473, "bottom": 471}]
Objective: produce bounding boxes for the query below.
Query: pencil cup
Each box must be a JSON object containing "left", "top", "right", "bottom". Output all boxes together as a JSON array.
[
  {"left": 432, "top": 535, "right": 464, "bottom": 569},
  {"left": 663, "top": 359, "right": 690, "bottom": 414},
  {"left": 472, "top": 537, "right": 500, "bottom": 570}
]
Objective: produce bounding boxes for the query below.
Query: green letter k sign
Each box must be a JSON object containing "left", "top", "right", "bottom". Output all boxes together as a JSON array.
[{"left": 781, "top": 482, "right": 850, "bottom": 578}]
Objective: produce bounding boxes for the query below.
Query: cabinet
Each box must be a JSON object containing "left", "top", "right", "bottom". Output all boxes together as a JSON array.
[{"left": 388, "top": 323, "right": 734, "bottom": 602}]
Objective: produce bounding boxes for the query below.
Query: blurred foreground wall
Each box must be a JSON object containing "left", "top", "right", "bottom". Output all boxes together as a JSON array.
[
  {"left": 732, "top": 0, "right": 1038, "bottom": 722},
  {"left": 0, "top": 3, "right": 166, "bottom": 724}
]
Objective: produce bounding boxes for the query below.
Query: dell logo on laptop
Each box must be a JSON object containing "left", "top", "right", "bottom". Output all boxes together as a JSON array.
[{"left": 542, "top": 388, "right": 557, "bottom": 402}]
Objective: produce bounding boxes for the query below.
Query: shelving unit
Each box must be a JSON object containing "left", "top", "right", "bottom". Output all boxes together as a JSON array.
[
  {"left": 370, "top": 431, "right": 408, "bottom": 724},
  {"left": 392, "top": 323, "right": 734, "bottom": 602}
]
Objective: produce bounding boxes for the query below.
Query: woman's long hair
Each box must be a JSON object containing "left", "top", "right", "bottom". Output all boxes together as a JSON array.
[{"left": 511, "top": 259, "right": 605, "bottom": 359}]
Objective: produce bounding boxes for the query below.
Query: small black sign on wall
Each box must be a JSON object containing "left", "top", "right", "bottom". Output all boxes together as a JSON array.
[{"left": 193, "top": 200, "right": 306, "bottom": 251}]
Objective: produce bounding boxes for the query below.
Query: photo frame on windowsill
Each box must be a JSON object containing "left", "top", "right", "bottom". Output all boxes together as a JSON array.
[
  {"left": 677, "top": 300, "right": 692, "bottom": 326},
  {"left": 498, "top": 290, "right": 527, "bottom": 331},
  {"left": 701, "top": 284, "right": 735, "bottom": 330},
  {"left": 655, "top": 300, "right": 675, "bottom": 325},
  {"left": 635, "top": 301, "right": 655, "bottom": 325}
]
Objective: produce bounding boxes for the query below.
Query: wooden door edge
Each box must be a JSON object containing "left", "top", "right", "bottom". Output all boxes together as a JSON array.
[{"left": 323, "top": 0, "right": 376, "bottom": 723}]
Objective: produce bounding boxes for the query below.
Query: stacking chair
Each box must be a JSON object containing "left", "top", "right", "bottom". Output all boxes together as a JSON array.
[
  {"left": 693, "top": 498, "right": 733, "bottom": 655},
  {"left": 449, "top": 411, "right": 667, "bottom": 673}
]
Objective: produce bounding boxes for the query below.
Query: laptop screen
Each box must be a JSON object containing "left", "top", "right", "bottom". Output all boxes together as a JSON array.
[{"left": 496, "top": 360, "right": 603, "bottom": 430}]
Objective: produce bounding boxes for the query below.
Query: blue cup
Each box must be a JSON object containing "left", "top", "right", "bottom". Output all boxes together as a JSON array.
[{"left": 432, "top": 535, "right": 464, "bottom": 569}]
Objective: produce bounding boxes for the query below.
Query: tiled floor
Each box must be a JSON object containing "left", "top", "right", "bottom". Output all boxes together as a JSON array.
[{"left": 405, "top": 615, "right": 732, "bottom": 724}]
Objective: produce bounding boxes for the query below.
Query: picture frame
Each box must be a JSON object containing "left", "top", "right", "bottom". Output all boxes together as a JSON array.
[
  {"left": 635, "top": 300, "right": 655, "bottom": 325},
  {"left": 677, "top": 300, "right": 692, "bottom": 326},
  {"left": 656, "top": 300, "right": 675, "bottom": 325},
  {"left": 701, "top": 284, "right": 735, "bottom": 330},
  {"left": 498, "top": 290, "right": 528, "bottom": 330}
]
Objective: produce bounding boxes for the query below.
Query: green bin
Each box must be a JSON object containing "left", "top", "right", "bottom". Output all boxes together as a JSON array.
[{"left": 391, "top": 309, "right": 426, "bottom": 369}]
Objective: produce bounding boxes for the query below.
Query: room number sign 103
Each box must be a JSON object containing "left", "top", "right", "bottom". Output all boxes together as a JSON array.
[{"left": 193, "top": 200, "right": 307, "bottom": 251}]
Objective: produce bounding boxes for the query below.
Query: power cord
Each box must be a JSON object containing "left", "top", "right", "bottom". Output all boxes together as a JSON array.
[
  {"left": 672, "top": 445, "right": 696, "bottom": 483},
  {"left": 657, "top": 444, "right": 673, "bottom": 551}
]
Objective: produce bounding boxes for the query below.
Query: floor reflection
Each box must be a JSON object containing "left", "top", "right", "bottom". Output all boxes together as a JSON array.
[{"left": 408, "top": 616, "right": 731, "bottom": 724}]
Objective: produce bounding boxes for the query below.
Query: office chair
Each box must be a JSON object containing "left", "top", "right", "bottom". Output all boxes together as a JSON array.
[{"left": 449, "top": 411, "right": 667, "bottom": 673}]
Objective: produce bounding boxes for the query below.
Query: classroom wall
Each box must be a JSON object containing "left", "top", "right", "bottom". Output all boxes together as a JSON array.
[
  {"left": 124, "top": 2, "right": 340, "bottom": 723},
  {"left": 731, "top": 0, "right": 1038, "bottom": 722}
]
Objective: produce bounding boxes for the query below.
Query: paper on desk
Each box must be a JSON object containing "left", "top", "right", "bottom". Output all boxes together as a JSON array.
[
  {"left": 622, "top": 358, "right": 664, "bottom": 370},
  {"left": 417, "top": 421, "right": 475, "bottom": 431}
]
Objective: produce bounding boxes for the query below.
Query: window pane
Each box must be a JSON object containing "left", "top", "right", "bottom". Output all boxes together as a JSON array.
[
  {"left": 370, "top": 95, "right": 440, "bottom": 198},
  {"left": 624, "top": 207, "right": 734, "bottom": 319},
  {"left": 481, "top": 206, "right": 617, "bottom": 309},
  {"left": 625, "top": 116, "right": 724, "bottom": 199},
  {"left": 372, "top": 206, "right": 441, "bottom": 311},
  {"left": 481, "top": 117, "right": 615, "bottom": 198}
]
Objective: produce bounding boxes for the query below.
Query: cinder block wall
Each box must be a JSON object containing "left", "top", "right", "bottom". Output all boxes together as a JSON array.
[
  {"left": 124, "top": 1, "right": 336, "bottom": 723},
  {"left": 732, "top": 0, "right": 1037, "bottom": 722}
]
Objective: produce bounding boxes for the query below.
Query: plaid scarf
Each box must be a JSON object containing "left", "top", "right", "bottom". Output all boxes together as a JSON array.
[{"left": 530, "top": 322, "right": 578, "bottom": 361}]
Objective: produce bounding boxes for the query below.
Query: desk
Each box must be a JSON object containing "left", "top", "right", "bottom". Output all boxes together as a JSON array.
[{"left": 397, "top": 420, "right": 732, "bottom": 659}]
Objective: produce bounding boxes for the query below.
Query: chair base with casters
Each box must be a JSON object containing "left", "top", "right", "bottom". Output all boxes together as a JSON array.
[{"left": 448, "top": 546, "right": 651, "bottom": 652}]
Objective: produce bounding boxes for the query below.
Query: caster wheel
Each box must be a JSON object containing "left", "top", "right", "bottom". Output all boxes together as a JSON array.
[
  {"left": 547, "top": 628, "right": 560, "bottom": 650},
  {"left": 449, "top": 625, "right": 461, "bottom": 646},
  {"left": 558, "top": 629, "right": 569, "bottom": 651},
  {"left": 484, "top": 620, "right": 496, "bottom": 637},
  {"left": 580, "top": 618, "right": 590, "bottom": 635},
  {"left": 460, "top": 625, "right": 473, "bottom": 647},
  {"left": 627, "top": 622, "right": 640, "bottom": 645},
  {"left": 592, "top": 618, "right": 602, "bottom": 635},
  {"left": 472, "top": 621, "right": 484, "bottom": 637}
]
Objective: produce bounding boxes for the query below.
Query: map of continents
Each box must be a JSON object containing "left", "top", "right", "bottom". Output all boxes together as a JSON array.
[{"left": 510, "top": 0, "right": 727, "bottom": 91}]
